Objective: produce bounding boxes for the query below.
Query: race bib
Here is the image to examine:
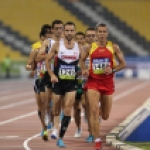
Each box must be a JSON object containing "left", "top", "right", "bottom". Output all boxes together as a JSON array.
[
  {"left": 36, "top": 62, "right": 41, "bottom": 77},
  {"left": 41, "top": 61, "right": 47, "bottom": 72},
  {"left": 92, "top": 58, "right": 110, "bottom": 74},
  {"left": 59, "top": 65, "right": 76, "bottom": 80},
  {"left": 36, "top": 62, "right": 46, "bottom": 78},
  {"left": 50, "top": 58, "right": 54, "bottom": 71}
]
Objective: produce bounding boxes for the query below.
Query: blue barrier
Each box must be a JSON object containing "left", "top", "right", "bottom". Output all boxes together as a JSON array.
[{"left": 119, "top": 104, "right": 150, "bottom": 142}]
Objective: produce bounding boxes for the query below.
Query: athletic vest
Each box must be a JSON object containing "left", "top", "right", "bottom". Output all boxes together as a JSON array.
[
  {"left": 39, "top": 38, "right": 56, "bottom": 76},
  {"left": 55, "top": 40, "right": 80, "bottom": 80},
  {"left": 31, "top": 41, "right": 41, "bottom": 79},
  {"left": 89, "top": 41, "right": 116, "bottom": 80}
]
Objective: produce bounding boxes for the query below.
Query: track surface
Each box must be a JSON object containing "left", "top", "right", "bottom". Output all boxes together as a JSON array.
[{"left": 0, "top": 78, "right": 149, "bottom": 150}]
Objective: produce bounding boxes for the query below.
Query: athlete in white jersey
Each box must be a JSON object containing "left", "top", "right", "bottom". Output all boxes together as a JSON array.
[
  {"left": 46, "top": 21, "right": 82, "bottom": 147},
  {"left": 36, "top": 20, "right": 64, "bottom": 138}
]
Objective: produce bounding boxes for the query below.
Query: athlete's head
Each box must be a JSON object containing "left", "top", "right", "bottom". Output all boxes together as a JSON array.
[
  {"left": 41, "top": 24, "right": 51, "bottom": 31},
  {"left": 64, "top": 21, "right": 76, "bottom": 42},
  {"left": 51, "top": 20, "right": 63, "bottom": 38},
  {"left": 41, "top": 24, "right": 52, "bottom": 38},
  {"left": 95, "top": 23, "right": 108, "bottom": 42},
  {"left": 39, "top": 30, "right": 45, "bottom": 43},
  {"left": 75, "top": 32, "right": 85, "bottom": 45},
  {"left": 85, "top": 28, "right": 96, "bottom": 44}
]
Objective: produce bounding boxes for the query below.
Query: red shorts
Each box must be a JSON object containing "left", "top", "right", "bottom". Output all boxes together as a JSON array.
[{"left": 84, "top": 77, "right": 114, "bottom": 95}]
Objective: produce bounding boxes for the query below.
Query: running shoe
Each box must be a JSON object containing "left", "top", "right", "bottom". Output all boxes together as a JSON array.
[
  {"left": 74, "top": 128, "right": 82, "bottom": 138},
  {"left": 86, "top": 135, "right": 94, "bottom": 143},
  {"left": 57, "top": 139, "right": 65, "bottom": 147},
  {"left": 51, "top": 128, "right": 58, "bottom": 139},
  {"left": 95, "top": 141, "right": 102, "bottom": 150},
  {"left": 42, "top": 130, "right": 48, "bottom": 141}
]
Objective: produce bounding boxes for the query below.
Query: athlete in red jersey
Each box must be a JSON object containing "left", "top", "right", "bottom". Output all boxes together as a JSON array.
[{"left": 80, "top": 23, "right": 126, "bottom": 150}]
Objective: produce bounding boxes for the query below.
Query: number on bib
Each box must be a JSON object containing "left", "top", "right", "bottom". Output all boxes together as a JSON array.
[
  {"left": 59, "top": 65, "right": 76, "bottom": 80},
  {"left": 92, "top": 58, "right": 110, "bottom": 74}
]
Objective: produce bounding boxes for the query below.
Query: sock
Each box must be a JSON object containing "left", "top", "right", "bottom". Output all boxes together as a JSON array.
[
  {"left": 59, "top": 116, "right": 71, "bottom": 138},
  {"left": 95, "top": 138, "right": 101, "bottom": 142},
  {"left": 38, "top": 110, "right": 41, "bottom": 119}
]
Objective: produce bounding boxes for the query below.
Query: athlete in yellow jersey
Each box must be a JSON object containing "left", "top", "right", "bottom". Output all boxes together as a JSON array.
[
  {"left": 80, "top": 23, "right": 126, "bottom": 150},
  {"left": 26, "top": 30, "right": 45, "bottom": 119},
  {"left": 26, "top": 24, "right": 52, "bottom": 141}
]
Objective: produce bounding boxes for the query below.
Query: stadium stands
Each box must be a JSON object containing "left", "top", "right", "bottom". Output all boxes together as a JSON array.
[
  {"left": 57, "top": 0, "right": 138, "bottom": 56},
  {"left": 99, "top": 0, "right": 150, "bottom": 41},
  {"left": 0, "top": 0, "right": 86, "bottom": 42},
  {"left": 0, "top": 0, "right": 87, "bottom": 59},
  {"left": 0, "top": 41, "right": 27, "bottom": 61},
  {"left": 73, "top": 0, "right": 150, "bottom": 55}
]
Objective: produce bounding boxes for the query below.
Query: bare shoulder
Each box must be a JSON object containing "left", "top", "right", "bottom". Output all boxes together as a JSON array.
[
  {"left": 52, "top": 41, "right": 59, "bottom": 54},
  {"left": 84, "top": 43, "right": 91, "bottom": 54},
  {"left": 112, "top": 43, "right": 121, "bottom": 53}
]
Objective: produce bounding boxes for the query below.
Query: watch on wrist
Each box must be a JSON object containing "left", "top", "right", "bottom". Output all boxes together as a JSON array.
[{"left": 112, "top": 68, "right": 116, "bottom": 73}]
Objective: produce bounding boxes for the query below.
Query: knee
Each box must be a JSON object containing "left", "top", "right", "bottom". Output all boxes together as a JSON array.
[
  {"left": 64, "top": 106, "right": 72, "bottom": 116},
  {"left": 52, "top": 107, "right": 60, "bottom": 116},
  {"left": 102, "top": 113, "right": 109, "bottom": 120},
  {"left": 90, "top": 106, "right": 99, "bottom": 117}
]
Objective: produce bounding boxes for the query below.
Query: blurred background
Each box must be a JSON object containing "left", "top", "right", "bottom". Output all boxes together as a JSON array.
[{"left": 0, "top": 0, "right": 150, "bottom": 80}]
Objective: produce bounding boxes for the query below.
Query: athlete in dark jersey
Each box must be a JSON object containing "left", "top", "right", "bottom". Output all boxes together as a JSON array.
[
  {"left": 36, "top": 20, "right": 63, "bottom": 140},
  {"left": 46, "top": 21, "right": 82, "bottom": 147}
]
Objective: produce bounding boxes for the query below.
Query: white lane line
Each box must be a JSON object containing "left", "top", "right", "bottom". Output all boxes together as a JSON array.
[
  {"left": 23, "top": 133, "right": 40, "bottom": 150},
  {"left": 23, "top": 81, "right": 150, "bottom": 150},
  {"left": 0, "top": 136, "right": 19, "bottom": 139},
  {"left": 23, "top": 113, "right": 84, "bottom": 150},
  {"left": 114, "top": 82, "right": 150, "bottom": 101},
  {"left": 0, "top": 83, "right": 31, "bottom": 90},
  {"left": 0, "top": 80, "right": 132, "bottom": 111},
  {"left": 115, "top": 80, "right": 133, "bottom": 89},
  {"left": 0, "top": 88, "right": 33, "bottom": 96},
  {"left": 0, "top": 92, "right": 34, "bottom": 102},
  {"left": 0, "top": 99, "right": 34, "bottom": 110},
  {"left": 0, "top": 111, "right": 36, "bottom": 126}
]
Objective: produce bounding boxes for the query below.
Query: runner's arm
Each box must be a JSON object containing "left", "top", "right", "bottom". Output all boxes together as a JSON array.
[
  {"left": 26, "top": 49, "right": 37, "bottom": 70},
  {"left": 79, "top": 45, "right": 90, "bottom": 70},
  {"left": 45, "top": 42, "right": 58, "bottom": 77},
  {"left": 36, "top": 39, "right": 48, "bottom": 62},
  {"left": 113, "top": 44, "right": 126, "bottom": 72}
]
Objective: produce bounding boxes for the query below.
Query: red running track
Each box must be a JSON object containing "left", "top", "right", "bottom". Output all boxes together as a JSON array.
[{"left": 0, "top": 78, "right": 149, "bottom": 150}]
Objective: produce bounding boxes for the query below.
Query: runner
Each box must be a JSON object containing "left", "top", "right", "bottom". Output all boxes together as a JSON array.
[
  {"left": 25, "top": 30, "right": 47, "bottom": 139},
  {"left": 36, "top": 20, "right": 64, "bottom": 138},
  {"left": 74, "top": 31, "right": 85, "bottom": 138},
  {"left": 84, "top": 27, "right": 97, "bottom": 142},
  {"left": 80, "top": 23, "right": 126, "bottom": 149},
  {"left": 26, "top": 24, "right": 51, "bottom": 141},
  {"left": 45, "top": 21, "right": 81, "bottom": 147}
]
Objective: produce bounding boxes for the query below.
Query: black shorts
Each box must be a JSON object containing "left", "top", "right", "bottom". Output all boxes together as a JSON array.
[
  {"left": 75, "top": 88, "right": 83, "bottom": 100},
  {"left": 53, "top": 80, "right": 77, "bottom": 95},
  {"left": 34, "top": 79, "right": 40, "bottom": 93},
  {"left": 75, "top": 92, "right": 82, "bottom": 100},
  {"left": 38, "top": 77, "right": 45, "bottom": 92},
  {"left": 44, "top": 71, "right": 53, "bottom": 89}
]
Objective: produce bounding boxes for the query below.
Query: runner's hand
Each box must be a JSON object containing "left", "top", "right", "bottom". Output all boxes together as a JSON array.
[
  {"left": 103, "top": 65, "right": 112, "bottom": 75},
  {"left": 82, "top": 69, "right": 89, "bottom": 78},
  {"left": 51, "top": 74, "right": 58, "bottom": 83},
  {"left": 29, "top": 71, "right": 35, "bottom": 78}
]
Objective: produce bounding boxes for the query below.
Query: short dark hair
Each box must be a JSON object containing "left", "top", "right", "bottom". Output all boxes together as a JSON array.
[
  {"left": 39, "top": 30, "right": 46, "bottom": 37},
  {"left": 51, "top": 20, "right": 63, "bottom": 28},
  {"left": 41, "top": 24, "right": 51, "bottom": 31},
  {"left": 85, "top": 27, "right": 95, "bottom": 34},
  {"left": 64, "top": 21, "right": 76, "bottom": 29},
  {"left": 95, "top": 23, "right": 107, "bottom": 30},
  {"left": 75, "top": 32, "right": 85, "bottom": 38}
]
